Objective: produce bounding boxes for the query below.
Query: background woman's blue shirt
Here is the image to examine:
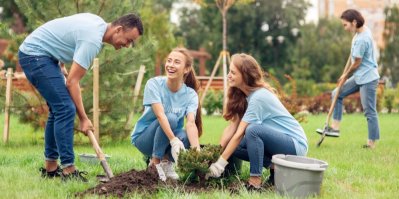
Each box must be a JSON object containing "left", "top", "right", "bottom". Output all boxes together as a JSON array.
[{"left": 351, "top": 26, "right": 380, "bottom": 85}]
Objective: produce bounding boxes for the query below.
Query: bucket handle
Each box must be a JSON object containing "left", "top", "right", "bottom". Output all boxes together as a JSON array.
[
  {"left": 272, "top": 154, "right": 329, "bottom": 171},
  {"left": 319, "top": 163, "right": 328, "bottom": 169}
]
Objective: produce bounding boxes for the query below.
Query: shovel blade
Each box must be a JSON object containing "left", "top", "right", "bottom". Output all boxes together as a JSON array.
[
  {"left": 96, "top": 174, "right": 110, "bottom": 183},
  {"left": 316, "top": 125, "right": 328, "bottom": 147},
  {"left": 100, "top": 160, "right": 114, "bottom": 179}
]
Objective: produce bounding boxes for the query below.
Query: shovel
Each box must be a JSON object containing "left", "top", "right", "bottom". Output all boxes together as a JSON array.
[
  {"left": 86, "top": 130, "right": 114, "bottom": 180},
  {"left": 316, "top": 77, "right": 347, "bottom": 147},
  {"left": 316, "top": 54, "right": 352, "bottom": 147}
]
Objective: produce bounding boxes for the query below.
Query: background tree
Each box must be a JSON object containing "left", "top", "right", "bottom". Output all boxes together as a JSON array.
[
  {"left": 287, "top": 18, "right": 352, "bottom": 96},
  {"left": 175, "top": 0, "right": 309, "bottom": 81},
  {"left": 9, "top": 0, "right": 179, "bottom": 139},
  {"left": 0, "top": 0, "right": 27, "bottom": 33},
  {"left": 0, "top": 0, "right": 27, "bottom": 71},
  {"left": 381, "top": 6, "right": 399, "bottom": 86}
]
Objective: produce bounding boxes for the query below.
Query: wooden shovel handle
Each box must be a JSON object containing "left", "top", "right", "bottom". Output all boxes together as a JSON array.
[
  {"left": 86, "top": 130, "right": 106, "bottom": 161},
  {"left": 86, "top": 130, "right": 114, "bottom": 178}
]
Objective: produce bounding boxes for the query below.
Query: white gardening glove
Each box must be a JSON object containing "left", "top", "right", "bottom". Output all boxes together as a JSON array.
[
  {"left": 170, "top": 137, "right": 185, "bottom": 162},
  {"left": 205, "top": 157, "right": 229, "bottom": 179}
]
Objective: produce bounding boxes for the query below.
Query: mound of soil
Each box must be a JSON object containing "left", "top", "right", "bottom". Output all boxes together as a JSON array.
[
  {"left": 76, "top": 167, "right": 159, "bottom": 198},
  {"left": 76, "top": 167, "right": 242, "bottom": 198}
]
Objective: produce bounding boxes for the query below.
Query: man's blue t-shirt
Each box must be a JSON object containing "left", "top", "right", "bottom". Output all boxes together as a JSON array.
[
  {"left": 242, "top": 88, "right": 308, "bottom": 155},
  {"left": 351, "top": 26, "right": 380, "bottom": 85},
  {"left": 131, "top": 77, "right": 199, "bottom": 144},
  {"left": 19, "top": 13, "right": 107, "bottom": 69}
]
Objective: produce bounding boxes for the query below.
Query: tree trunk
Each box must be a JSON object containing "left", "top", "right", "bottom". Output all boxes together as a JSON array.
[
  {"left": 222, "top": 11, "right": 227, "bottom": 51},
  {"left": 197, "top": 171, "right": 206, "bottom": 186}
]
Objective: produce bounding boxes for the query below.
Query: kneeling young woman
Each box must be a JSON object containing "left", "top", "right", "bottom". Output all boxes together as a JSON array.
[
  {"left": 131, "top": 48, "right": 202, "bottom": 181},
  {"left": 206, "top": 53, "right": 308, "bottom": 189}
]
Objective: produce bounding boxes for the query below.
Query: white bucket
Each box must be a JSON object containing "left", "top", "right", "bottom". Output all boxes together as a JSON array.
[
  {"left": 79, "top": 153, "right": 111, "bottom": 164},
  {"left": 272, "top": 154, "right": 328, "bottom": 198}
]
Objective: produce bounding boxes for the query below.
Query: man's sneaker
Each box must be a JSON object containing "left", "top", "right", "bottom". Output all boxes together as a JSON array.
[
  {"left": 316, "top": 126, "right": 340, "bottom": 137},
  {"left": 154, "top": 164, "right": 167, "bottom": 182},
  {"left": 39, "top": 166, "right": 62, "bottom": 178},
  {"left": 61, "top": 170, "right": 88, "bottom": 182},
  {"left": 160, "top": 160, "right": 179, "bottom": 180}
]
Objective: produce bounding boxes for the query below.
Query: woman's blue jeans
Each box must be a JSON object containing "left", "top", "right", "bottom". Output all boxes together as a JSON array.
[
  {"left": 134, "top": 113, "right": 190, "bottom": 161},
  {"left": 232, "top": 124, "right": 297, "bottom": 176},
  {"left": 332, "top": 76, "right": 380, "bottom": 140},
  {"left": 18, "top": 51, "right": 76, "bottom": 168}
]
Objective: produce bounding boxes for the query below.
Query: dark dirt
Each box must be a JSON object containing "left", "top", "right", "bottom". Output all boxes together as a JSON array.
[
  {"left": 76, "top": 167, "right": 242, "bottom": 198},
  {"left": 76, "top": 167, "right": 159, "bottom": 198}
]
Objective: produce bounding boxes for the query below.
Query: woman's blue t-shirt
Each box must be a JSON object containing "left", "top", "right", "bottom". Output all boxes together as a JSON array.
[
  {"left": 351, "top": 26, "right": 380, "bottom": 85},
  {"left": 131, "top": 77, "right": 198, "bottom": 144},
  {"left": 242, "top": 88, "right": 308, "bottom": 155}
]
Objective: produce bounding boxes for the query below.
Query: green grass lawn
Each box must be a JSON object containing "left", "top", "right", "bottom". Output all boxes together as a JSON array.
[{"left": 0, "top": 113, "right": 398, "bottom": 198}]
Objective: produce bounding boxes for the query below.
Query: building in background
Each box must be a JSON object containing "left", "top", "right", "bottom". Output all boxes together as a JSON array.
[{"left": 318, "top": 0, "right": 399, "bottom": 49}]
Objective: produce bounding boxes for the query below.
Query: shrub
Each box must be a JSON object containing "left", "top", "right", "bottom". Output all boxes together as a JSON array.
[
  {"left": 306, "top": 92, "right": 331, "bottom": 114},
  {"left": 202, "top": 90, "right": 223, "bottom": 115},
  {"left": 306, "top": 92, "right": 362, "bottom": 114},
  {"left": 0, "top": 24, "right": 26, "bottom": 71},
  {"left": 383, "top": 88, "right": 398, "bottom": 113},
  {"left": 287, "top": 79, "right": 316, "bottom": 97},
  {"left": 268, "top": 74, "right": 306, "bottom": 122},
  {"left": 177, "top": 144, "right": 222, "bottom": 185},
  {"left": 0, "top": 80, "right": 48, "bottom": 130}
]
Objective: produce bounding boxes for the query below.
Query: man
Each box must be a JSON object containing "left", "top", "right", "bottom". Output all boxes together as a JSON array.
[{"left": 18, "top": 13, "right": 143, "bottom": 181}]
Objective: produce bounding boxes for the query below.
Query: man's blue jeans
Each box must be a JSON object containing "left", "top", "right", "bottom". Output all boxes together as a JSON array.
[
  {"left": 332, "top": 76, "right": 380, "bottom": 140},
  {"left": 133, "top": 113, "right": 189, "bottom": 161},
  {"left": 18, "top": 51, "right": 76, "bottom": 168},
  {"left": 232, "top": 124, "right": 297, "bottom": 177}
]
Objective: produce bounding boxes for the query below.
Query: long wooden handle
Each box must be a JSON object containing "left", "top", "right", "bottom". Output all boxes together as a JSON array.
[
  {"left": 87, "top": 130, "right": 105, "bottom": 160},
  {"left": 86, "top": 130, "right": 114, "bottom": 178},
  {"left": 317, "top": 53, "right": 351, "bottom": 147},
  {"left": 325, "top": 53, "right": 351, "bottom": 126},
  {"left": 343, "top": 54, "right": 352, "bottom": 74},
  {"left": 325, "top": 77, "right": 347, "bottom": 125}
]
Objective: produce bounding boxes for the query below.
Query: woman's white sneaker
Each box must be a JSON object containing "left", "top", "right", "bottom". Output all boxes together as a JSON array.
[
  {"left": 160, "top": 160, "right": 179, "bottom": 180},
  {"left": 154, "top": 164, "right": 167, "bottom": 182}
]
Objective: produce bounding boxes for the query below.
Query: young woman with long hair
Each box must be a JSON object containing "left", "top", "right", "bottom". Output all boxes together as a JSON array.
[
  {"left": 206, "top": 53, "right": 308, "bottom": 189},
  {"left": 131, "top": 47, "right": 202, "bottom": 181}
]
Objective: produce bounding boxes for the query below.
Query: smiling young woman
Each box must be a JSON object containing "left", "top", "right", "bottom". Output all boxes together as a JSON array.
[
  {"left": 130, "top": 47, "right": 202, "bottom": 181},
  {"left": 206, "top": 53, "right": 308, "bottom": 189}
]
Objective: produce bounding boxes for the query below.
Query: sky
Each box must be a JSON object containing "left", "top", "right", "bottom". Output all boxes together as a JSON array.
[{"left": 305, "top": 0, "right": 319, "bottom": 24}]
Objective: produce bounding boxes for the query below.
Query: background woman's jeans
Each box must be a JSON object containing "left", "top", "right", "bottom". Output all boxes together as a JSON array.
[
  {"left": 18, "top": 51, "right": 76, "bottom": 168},
  {"left": 332, "top": 76, "right": 380, "bottom": 140},
  {"left": 134, "top": 113, "right": 189, "bottom": 161},
  {"left": 232, "top": 123, "right": 297, "bottom": 176}
]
